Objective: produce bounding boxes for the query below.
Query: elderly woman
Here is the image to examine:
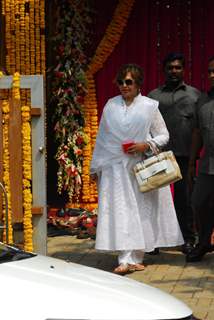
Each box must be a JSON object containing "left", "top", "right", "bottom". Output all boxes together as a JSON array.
[{"left": 90, "top": 64, "right": 183, "bottom": 274}]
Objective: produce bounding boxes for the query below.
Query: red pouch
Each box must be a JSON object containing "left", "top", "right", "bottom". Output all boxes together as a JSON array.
[{"left": 122, "top": 140, "right": 135, "bottom": 153}]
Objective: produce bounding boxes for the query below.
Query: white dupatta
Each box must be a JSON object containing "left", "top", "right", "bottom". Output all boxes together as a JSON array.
[{"left": 91, "top": 93, "right": 168, "bottom": 174}]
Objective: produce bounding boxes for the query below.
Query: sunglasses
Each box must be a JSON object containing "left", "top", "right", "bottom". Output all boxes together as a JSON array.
[
  {"left": 208, "top": 68, "right": 214, "bottom": 74},
  {"left": 117, "top": 79, "right": 134, "bottom": 86}
]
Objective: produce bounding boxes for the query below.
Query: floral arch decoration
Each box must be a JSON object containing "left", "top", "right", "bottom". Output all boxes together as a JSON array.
[{"left": 52, "top": 0, "right": 135, "bottom": 208}]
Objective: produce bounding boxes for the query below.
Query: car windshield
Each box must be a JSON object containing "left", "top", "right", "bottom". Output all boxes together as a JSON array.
[{"left": 0, "top": 242, "right": 36, "bottom": 263}]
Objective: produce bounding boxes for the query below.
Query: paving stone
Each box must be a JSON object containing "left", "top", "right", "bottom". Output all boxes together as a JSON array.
[
  {"left": 193, "top": 310, "right": 208, "bottom": 320},
  {"left": 173, "top": 292, "right": 194, "bottom": 299},
  {"left": 184, "top": 297, "right": 199, "bottom": 308},
  {"left": 155, "top": 265, "right": 170, "bottom": 272},
  {"left": 163, "top": 273, "right": 182, "bottom": 281},
  {"left": 194, "top": 290, "right": 214, "bottom": 299},
  {"left": 172, "top": 284, "right": 201, "bottom": 293},
  {"left": 127, "top": 272, "right": 150, "bottom": 282},
  {"left": 197, "top": 298, "right": 213, "bottom": 307},
  {"left": 178, "top": 278, "right": 201, "bottom": 286},
  {"left": 149, "top": 274, "right": 165, "bottom": 281},
  {"left": 206, "top": 313, "right": 214, "bottom": 320},
  {"left": 150, "top": 283, "right": 175, "bottom": 294}
]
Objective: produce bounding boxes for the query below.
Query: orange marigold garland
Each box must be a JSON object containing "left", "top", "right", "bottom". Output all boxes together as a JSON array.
[
  {"left": 2, "top": 101, "right": 13, "bottom": 244},
  {"left": 1, "top": 0, "right": 5, "bottom": 14},
  {"left": 4, "top": 0, "right": 45, "bottom": 76},
  {"left": 21, "top": 105, "right": 33, "bottom": 252},
  {"left": 12, "top": 73, "right": 33, "bottom": 251},
  {"left": 88, "top": 0, "right": 135, "bottom": 75},
  {"left": 82, "top": 0, "right": 135, "bottom": 203},
  {"left": 1, "top": 84, "right": 13, "bottom": 244},
  {"left": 82, "top": 74, "right": 98, "bottom": 203}
]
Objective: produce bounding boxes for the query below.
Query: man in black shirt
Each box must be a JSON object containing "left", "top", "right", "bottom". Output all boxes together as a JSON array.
[
  {"left": 186, "top": 56, "right": 214, "bottom": 262},
  {"left": 148, "top": 53, "right": 200, "bottom": 254}
]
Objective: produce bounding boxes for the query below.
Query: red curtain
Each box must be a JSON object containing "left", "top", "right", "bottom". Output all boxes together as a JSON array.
[{"left": 93, "top": 0, "right": 214, "bottom": 118}]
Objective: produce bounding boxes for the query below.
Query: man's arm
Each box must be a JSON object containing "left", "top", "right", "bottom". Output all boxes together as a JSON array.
[
  {"left": 189, "top": 128, "right": 203, "bottom": 165},
  {"left": 188, "top": 128, "right": 203, "bottom": 191}
]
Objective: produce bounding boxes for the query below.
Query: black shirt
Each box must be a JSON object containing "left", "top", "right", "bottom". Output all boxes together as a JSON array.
[
  {"left": 196, "top": 89, "right": 214, "bottom": 174},
  {"left": 148, "top": 83, "right": 200, "bottom": 157}
]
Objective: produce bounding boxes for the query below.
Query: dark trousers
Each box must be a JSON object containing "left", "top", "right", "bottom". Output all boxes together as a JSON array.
[
  {"left": 174, "top": 156, "right": 196, "bottom": 243},
  {"left": 191, "top": 173, "right": 214, "bottom": 247}
]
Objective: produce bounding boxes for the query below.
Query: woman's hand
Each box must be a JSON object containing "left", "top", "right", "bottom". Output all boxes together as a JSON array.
[{"left": 127, "top": 142, "right": 149, "bottom": 155}]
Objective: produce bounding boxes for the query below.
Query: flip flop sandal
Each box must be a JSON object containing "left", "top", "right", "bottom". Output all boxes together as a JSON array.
[
  {"left": 113, "top": 264, "right": 130, "bottom": 275},
  {"left": 128, "top": 263, "right": 145, "bottom": 271}
]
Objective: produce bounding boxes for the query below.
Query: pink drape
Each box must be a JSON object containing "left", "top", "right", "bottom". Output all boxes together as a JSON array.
[{"left": 93, "top": 0, "right": 214, "bottom": 118}]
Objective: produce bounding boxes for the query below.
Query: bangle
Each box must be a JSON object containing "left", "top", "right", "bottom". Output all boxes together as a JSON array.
[
  {"left": 145, "top": 143, "right": 150, "bottom": 151},
  {"left": 146, "top": 141, "right": 152, "bottom": 151},
  {"left": 144, "top": 142, "right": 153, "bottom": 156}
]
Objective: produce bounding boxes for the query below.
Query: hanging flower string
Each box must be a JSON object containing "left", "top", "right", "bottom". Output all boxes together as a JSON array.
[
  {"left": 82, "top": 75, "right": 98, "bottom": 203},
  {"left": 82, "top": 0, "right": 135, "bottom": 203},
  {"left": 2, "top": 99, "right": 13, "bottom": 244},
  {"left": 21, "top": 105, "right": 33, "bottom": 252},
  {"left": 88, "top": 0, "right": 135, "bottom": 75},
  {"left": 1, "top": 69, "right": 13, "bottom": 243},
  {"left": 1, "top": 0, "right": 5, "bottom": 14},
  {"left": 3, "top": 0, "right": 45, "bottom": 76},
  {"left": 52, "top": 0, "right": 91, "bottom": 201},
  {"left": 12, "top": 72, "right": 33, "bottom": 251},
  {"left": 12, "top": 72, "right": 21, "bottom": 99}
]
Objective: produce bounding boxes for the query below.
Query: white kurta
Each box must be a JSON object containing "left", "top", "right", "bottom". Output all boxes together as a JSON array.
[{"left": 91, "top": 94, "right": 184, "bottom": 252}]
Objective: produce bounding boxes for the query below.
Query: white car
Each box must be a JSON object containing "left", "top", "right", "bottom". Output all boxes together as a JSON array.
[{"left": 0, "top": 242, "right": 197, "bottom": 320}]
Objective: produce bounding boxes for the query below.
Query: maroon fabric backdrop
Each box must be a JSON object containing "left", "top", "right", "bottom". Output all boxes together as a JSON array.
[{"left": 93, "top": 0, "right": 214, "bottom": 119}]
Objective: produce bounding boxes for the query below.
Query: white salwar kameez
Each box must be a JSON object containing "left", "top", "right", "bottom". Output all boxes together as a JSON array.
[{"left": 91, "top": 94, "right": 183, "bottom": 264}]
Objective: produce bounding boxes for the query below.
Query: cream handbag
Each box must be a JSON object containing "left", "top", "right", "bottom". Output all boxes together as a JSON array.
[{"left": 133, "top": 151, "right": 182, "bottom": 193}]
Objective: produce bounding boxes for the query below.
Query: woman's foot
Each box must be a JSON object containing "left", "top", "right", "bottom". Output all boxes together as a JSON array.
[
  {"left": 128, "top": 263, "right": 145, "bottom": 271},
  {"left": 113, "top": 264, "right": 130, "bottom": 275}
]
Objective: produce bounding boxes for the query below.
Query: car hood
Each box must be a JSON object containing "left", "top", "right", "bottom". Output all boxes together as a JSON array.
[{"left": 0, "top": 254, "right": 192, "bottom": 320}]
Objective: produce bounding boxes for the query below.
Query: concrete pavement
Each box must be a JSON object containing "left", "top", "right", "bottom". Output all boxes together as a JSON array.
[{"left": 48, "top": 236, "right": 214, "bottom": 320}]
